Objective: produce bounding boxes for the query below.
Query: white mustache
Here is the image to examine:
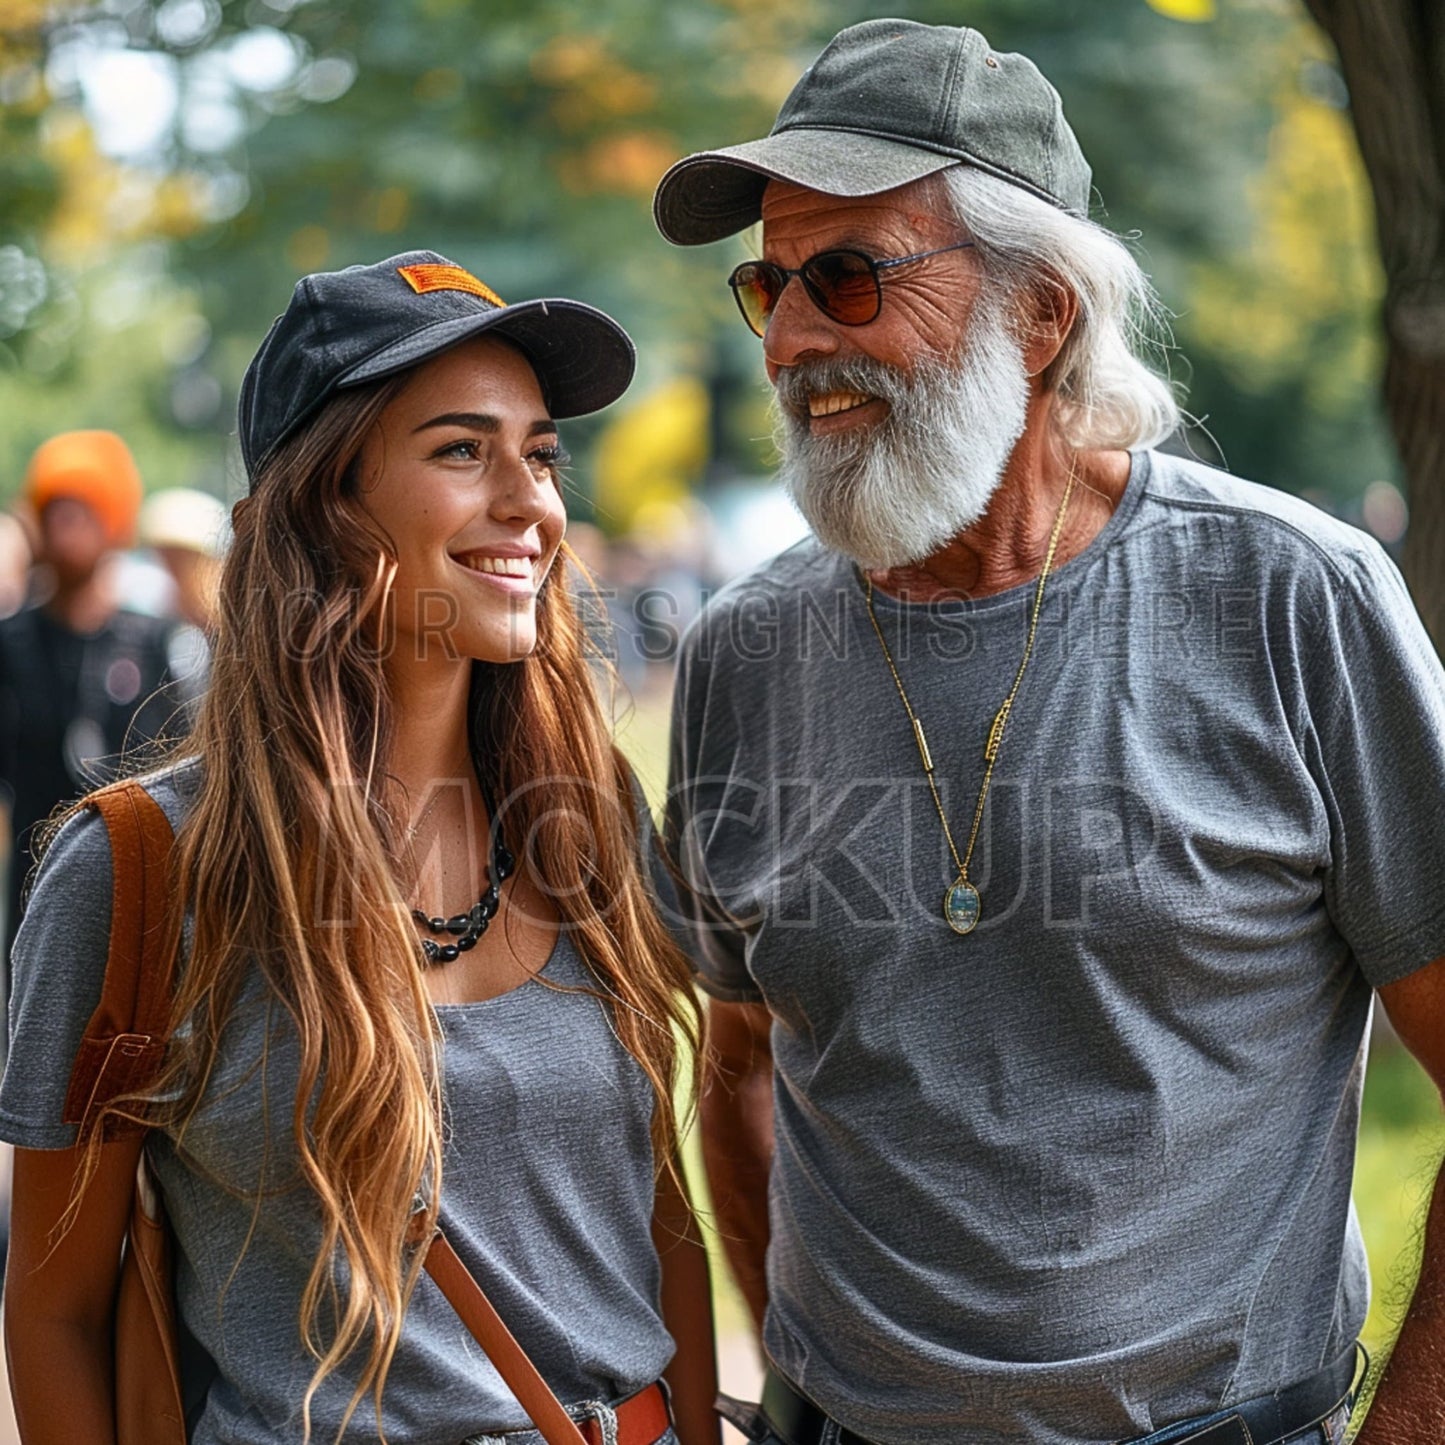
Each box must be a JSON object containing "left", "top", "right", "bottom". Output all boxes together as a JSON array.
[
  {"left": 770, "top": 298, "right": 1031, "bottom": 570},
  {"left": 774, "top": 358, "right": 911, "bottom": 425}
]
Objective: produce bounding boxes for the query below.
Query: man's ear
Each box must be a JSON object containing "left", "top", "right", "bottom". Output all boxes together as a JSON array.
[{"left": 1021, "top": 273, "right": 1079, "bottom": 380}]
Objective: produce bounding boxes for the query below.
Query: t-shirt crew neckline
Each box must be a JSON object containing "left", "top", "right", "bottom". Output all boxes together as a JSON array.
[
  {"left": 430, "top": 932, "right": 562, "bottom": 1014},
  {"left": 861, "top": 447, "right": 1150, "bottom": 617}
]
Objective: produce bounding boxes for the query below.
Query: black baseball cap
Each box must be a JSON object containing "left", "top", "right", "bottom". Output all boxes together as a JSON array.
[
  {"left": 238, "top": 250, "right": 636, "bottom": 482},
  {"left": 654, "top": 19, "right": 1091, "bottom": 245}
]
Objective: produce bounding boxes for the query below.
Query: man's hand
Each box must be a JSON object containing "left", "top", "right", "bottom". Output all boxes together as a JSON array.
[
  {"left": 701, "top": 998, "right": 775, "bottom": 1335},
  {"left": 1355, "top": 955, "right": 1445, "bottom": 1441}
]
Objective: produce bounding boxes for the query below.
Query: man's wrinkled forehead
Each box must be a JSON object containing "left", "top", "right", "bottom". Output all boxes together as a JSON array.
[{"left": 759, "top": 175, "right": 958, "bottom": 252}]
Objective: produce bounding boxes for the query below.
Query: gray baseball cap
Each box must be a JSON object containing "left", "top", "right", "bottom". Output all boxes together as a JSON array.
[{"left": 654, "top": 19, "right": 1091, "bottom": 245}]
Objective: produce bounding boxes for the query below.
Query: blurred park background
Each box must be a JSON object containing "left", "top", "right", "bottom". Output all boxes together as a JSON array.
[{"left": 0, "top": 0, "right": 1442, "bottom": 1438}]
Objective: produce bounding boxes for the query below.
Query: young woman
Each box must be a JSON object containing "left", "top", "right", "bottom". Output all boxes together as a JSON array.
[{"left": 0, "top": 252, "right": 718, "bottom": 1445}]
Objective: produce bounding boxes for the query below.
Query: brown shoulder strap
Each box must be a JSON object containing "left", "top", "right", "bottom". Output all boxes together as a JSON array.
[
  {"left": 423, "top": 1230, "right": 588, "bottom": 1445},
  {"left": 61, "top": 782, "right": 178, "bottom": 1140}
]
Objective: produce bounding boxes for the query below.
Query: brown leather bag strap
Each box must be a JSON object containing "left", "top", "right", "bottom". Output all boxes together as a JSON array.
[
  {"left": 100, "top": 783, "right": 178, "bottom": 1037},
  {"left": 423, "top": 1230, "right": 589, "bottom": 1445},
  {"left": 61, "top": 782, "right": 178, "bottom": 1138}
]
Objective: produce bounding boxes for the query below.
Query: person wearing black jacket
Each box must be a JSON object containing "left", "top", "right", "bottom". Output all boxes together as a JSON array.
[{"left": 0, "top": 431, "right": 178, "bottom": 988}]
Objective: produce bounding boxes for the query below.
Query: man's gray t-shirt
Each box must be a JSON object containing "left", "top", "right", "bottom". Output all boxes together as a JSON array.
[
  {"left": 0, "top": 766, "right": 674, "bottom": 1444},
  {"left": 666, "top": 450, "right": 1445, "bottom": 1445}
]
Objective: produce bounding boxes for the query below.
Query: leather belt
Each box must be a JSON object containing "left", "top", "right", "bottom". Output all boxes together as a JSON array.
[
  {"left": 579, "top": 1382, "right": 672, "bottom": 1445},
  {"left": 758, "top": 1347, "right": 1360, "bottom": 1445},
  {"left": 466, "top": 1383, "right": 671, "bottom": 1445}
]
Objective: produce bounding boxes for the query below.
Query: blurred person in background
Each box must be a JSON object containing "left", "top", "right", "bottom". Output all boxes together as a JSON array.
[
  {"left": 0, "top": 509, "right": 36, "bottom": 622},
  {"left": 629, "top": 500, "right": 716, "bottom": 691},
  {"left": 607, "top": 533, "right": 666, "bottom": 698},
  {"left": 656, "top": 19, "right": 1445, "bottom": 1445},
  {"left": 606, "top": 505, "right": 717, "bottom": 703},
  {"left": 137, "top": 484, "right": 231, "bottom": 710},
  {"left": 0, "top": 430, "right": 178, "bottom": 988},
  {"left": 137, "top": 485, "right": 229, "bottom": 632},
  {"left": 565, "top": 519, "right": 638, "bottom": 699}
]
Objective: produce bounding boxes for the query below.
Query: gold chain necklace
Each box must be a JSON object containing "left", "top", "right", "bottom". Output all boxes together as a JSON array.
[{"left": 862, "top": 466, "right": 1078, "bottom": 935}]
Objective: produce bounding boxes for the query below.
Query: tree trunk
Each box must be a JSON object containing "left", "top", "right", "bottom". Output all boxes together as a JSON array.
[{"left": 1304, "top": 0, "right": 1445, "bottom": 652}]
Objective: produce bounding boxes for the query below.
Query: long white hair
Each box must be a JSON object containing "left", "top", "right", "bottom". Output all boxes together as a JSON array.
[{"left": 937, "top": 166, "right": 1182, "bottom": 451}]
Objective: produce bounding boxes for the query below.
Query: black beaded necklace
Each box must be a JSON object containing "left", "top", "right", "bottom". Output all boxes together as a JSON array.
[{"left": 409, "top": 780, "right": 515, "bottom": 968}]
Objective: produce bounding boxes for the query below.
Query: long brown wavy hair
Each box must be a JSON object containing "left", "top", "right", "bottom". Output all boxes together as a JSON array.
[{"left": 64, "top": 371, "right": 700, "bottom": 1439}]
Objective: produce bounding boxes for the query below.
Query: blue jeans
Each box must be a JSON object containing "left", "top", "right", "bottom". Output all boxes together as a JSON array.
[
  {"left": 716, "top": 1394, "right": 1353, "bottom": 1445},
  {"left": 1127, "top": 1399, "right": 1353, "bottom": 1445}
]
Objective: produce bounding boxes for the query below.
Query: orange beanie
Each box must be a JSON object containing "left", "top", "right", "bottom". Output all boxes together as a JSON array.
[{"left": 24, "top": 430, "right": 144, "bottom": 547}]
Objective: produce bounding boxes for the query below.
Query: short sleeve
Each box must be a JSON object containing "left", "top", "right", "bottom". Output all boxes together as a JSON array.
[
  {"left": 0, "top": 805, "right": 115, "bottom": 1148},
  {"left": 662, "top": 617, "right": 763, "bottom": 1004},
  {"left": 1306, "top": 541, "right": 1445, "bottom": 986}
]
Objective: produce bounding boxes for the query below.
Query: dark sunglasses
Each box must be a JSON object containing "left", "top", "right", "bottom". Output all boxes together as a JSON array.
[{"left": 727, "top": 240, "right": 977, "bottom": 337}]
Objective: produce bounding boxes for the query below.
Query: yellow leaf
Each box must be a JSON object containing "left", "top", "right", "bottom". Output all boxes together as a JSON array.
[
  {"left": 372, "top": 186, "right": 410, "bottom": 234},
  {"left": 557, "top": 130, "right": 679, "bottom": 198},
  {"left": 594, "top": 378, "right": 710, "bottom": 529},
  {"left": 0, "top": 0, "right": 50, "bottom": 29},
  {"left": 1145, "top": 0, "right": 1216, "bottom": 21},
  {"left": 287, "top": 225, "right": 331, "bottom": 274},
  {"left": 1183, "top": 27, "right": 1383, "bottom": 411}
]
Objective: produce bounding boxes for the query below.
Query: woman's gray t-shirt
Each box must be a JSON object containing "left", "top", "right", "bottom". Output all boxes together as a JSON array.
[{"left": 0, "top": 767, "right": 674, "bottom": 1443}]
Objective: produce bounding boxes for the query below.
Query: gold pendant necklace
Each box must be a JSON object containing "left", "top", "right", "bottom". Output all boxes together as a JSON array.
[{"left": 862, "top": 466, "right": 1078, "bottom": 935}]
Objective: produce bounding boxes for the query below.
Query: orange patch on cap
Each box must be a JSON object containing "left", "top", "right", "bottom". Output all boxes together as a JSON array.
[{"left": 397, "top": 264, "right": 505, "bottom": 307}]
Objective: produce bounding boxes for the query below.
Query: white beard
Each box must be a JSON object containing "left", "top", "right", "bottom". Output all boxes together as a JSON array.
[{"left": 771, "top": 297, "right": 1030, "bottom": 569}]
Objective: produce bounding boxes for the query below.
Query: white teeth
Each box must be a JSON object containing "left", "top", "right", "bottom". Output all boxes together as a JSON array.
[
  {"left": 807, "top": 391, "right": 874, "bottom": 418},
  {"left": 459, "top": 555, "right": 533, "bottom": 577}
]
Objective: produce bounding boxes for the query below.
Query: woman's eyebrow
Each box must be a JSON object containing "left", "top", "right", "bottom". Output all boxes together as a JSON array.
[
  {"left": 411, "top": 412, "right": 557, "bottom": 436},
  {"left": 412, "top": 411, "right": 499, "bottom": 434}
]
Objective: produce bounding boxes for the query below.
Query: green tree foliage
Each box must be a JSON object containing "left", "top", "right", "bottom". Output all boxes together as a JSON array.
[
  {"left": 838, "top": 0, "right": 1395, "bottom": 501},
  {"left": 1301, "top": 0, "right": 1445, "bottom": 649},
  {"left": 0, "top": 0, "right": 1400, "bottom": 517}
]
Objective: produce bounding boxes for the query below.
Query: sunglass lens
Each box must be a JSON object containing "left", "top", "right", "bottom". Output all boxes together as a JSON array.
[
  {"left": 729, "top": 262, "right": 783, "bottom": 337},
  {"left": 804, "top": 251, "right": 881, "bottom": 325}
]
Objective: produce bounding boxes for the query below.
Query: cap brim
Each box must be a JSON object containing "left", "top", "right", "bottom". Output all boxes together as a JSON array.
[
  {"left": 338, "top": 299, "right": 636, "bottom": 419},
  {"left": 654, "top": 130, "right": 959, "bottom": 246}
]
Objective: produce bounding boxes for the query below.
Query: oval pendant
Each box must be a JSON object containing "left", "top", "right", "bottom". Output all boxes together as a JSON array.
[{"left": 944, "top": 879, "right": 981, "bottom": 935}]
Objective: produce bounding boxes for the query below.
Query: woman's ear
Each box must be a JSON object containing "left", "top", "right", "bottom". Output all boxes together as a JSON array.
[{"left": 1022, "top": 274, "right": 1079, "bottom": 380}]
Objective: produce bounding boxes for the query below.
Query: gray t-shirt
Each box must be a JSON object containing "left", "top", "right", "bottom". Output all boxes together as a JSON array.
[
  {"left": 665, "top": 450, "right": 1445, "bottom": 1445},
  {"left": 1, "top": 765, "right": 674, "bottom": 1444}
]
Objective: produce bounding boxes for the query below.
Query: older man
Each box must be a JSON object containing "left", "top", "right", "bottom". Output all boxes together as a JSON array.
[{"left": 653, "top": 20, "right": 1445, "bottom": 1445}]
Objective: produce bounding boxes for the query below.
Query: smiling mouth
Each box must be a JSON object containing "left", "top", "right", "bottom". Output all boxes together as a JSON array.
[
  {"left": 807, "top": 391, "right": 876, "bottom": 419},
  {"left": 452, "top": 554, "right": 537, "bottom": 579}
]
